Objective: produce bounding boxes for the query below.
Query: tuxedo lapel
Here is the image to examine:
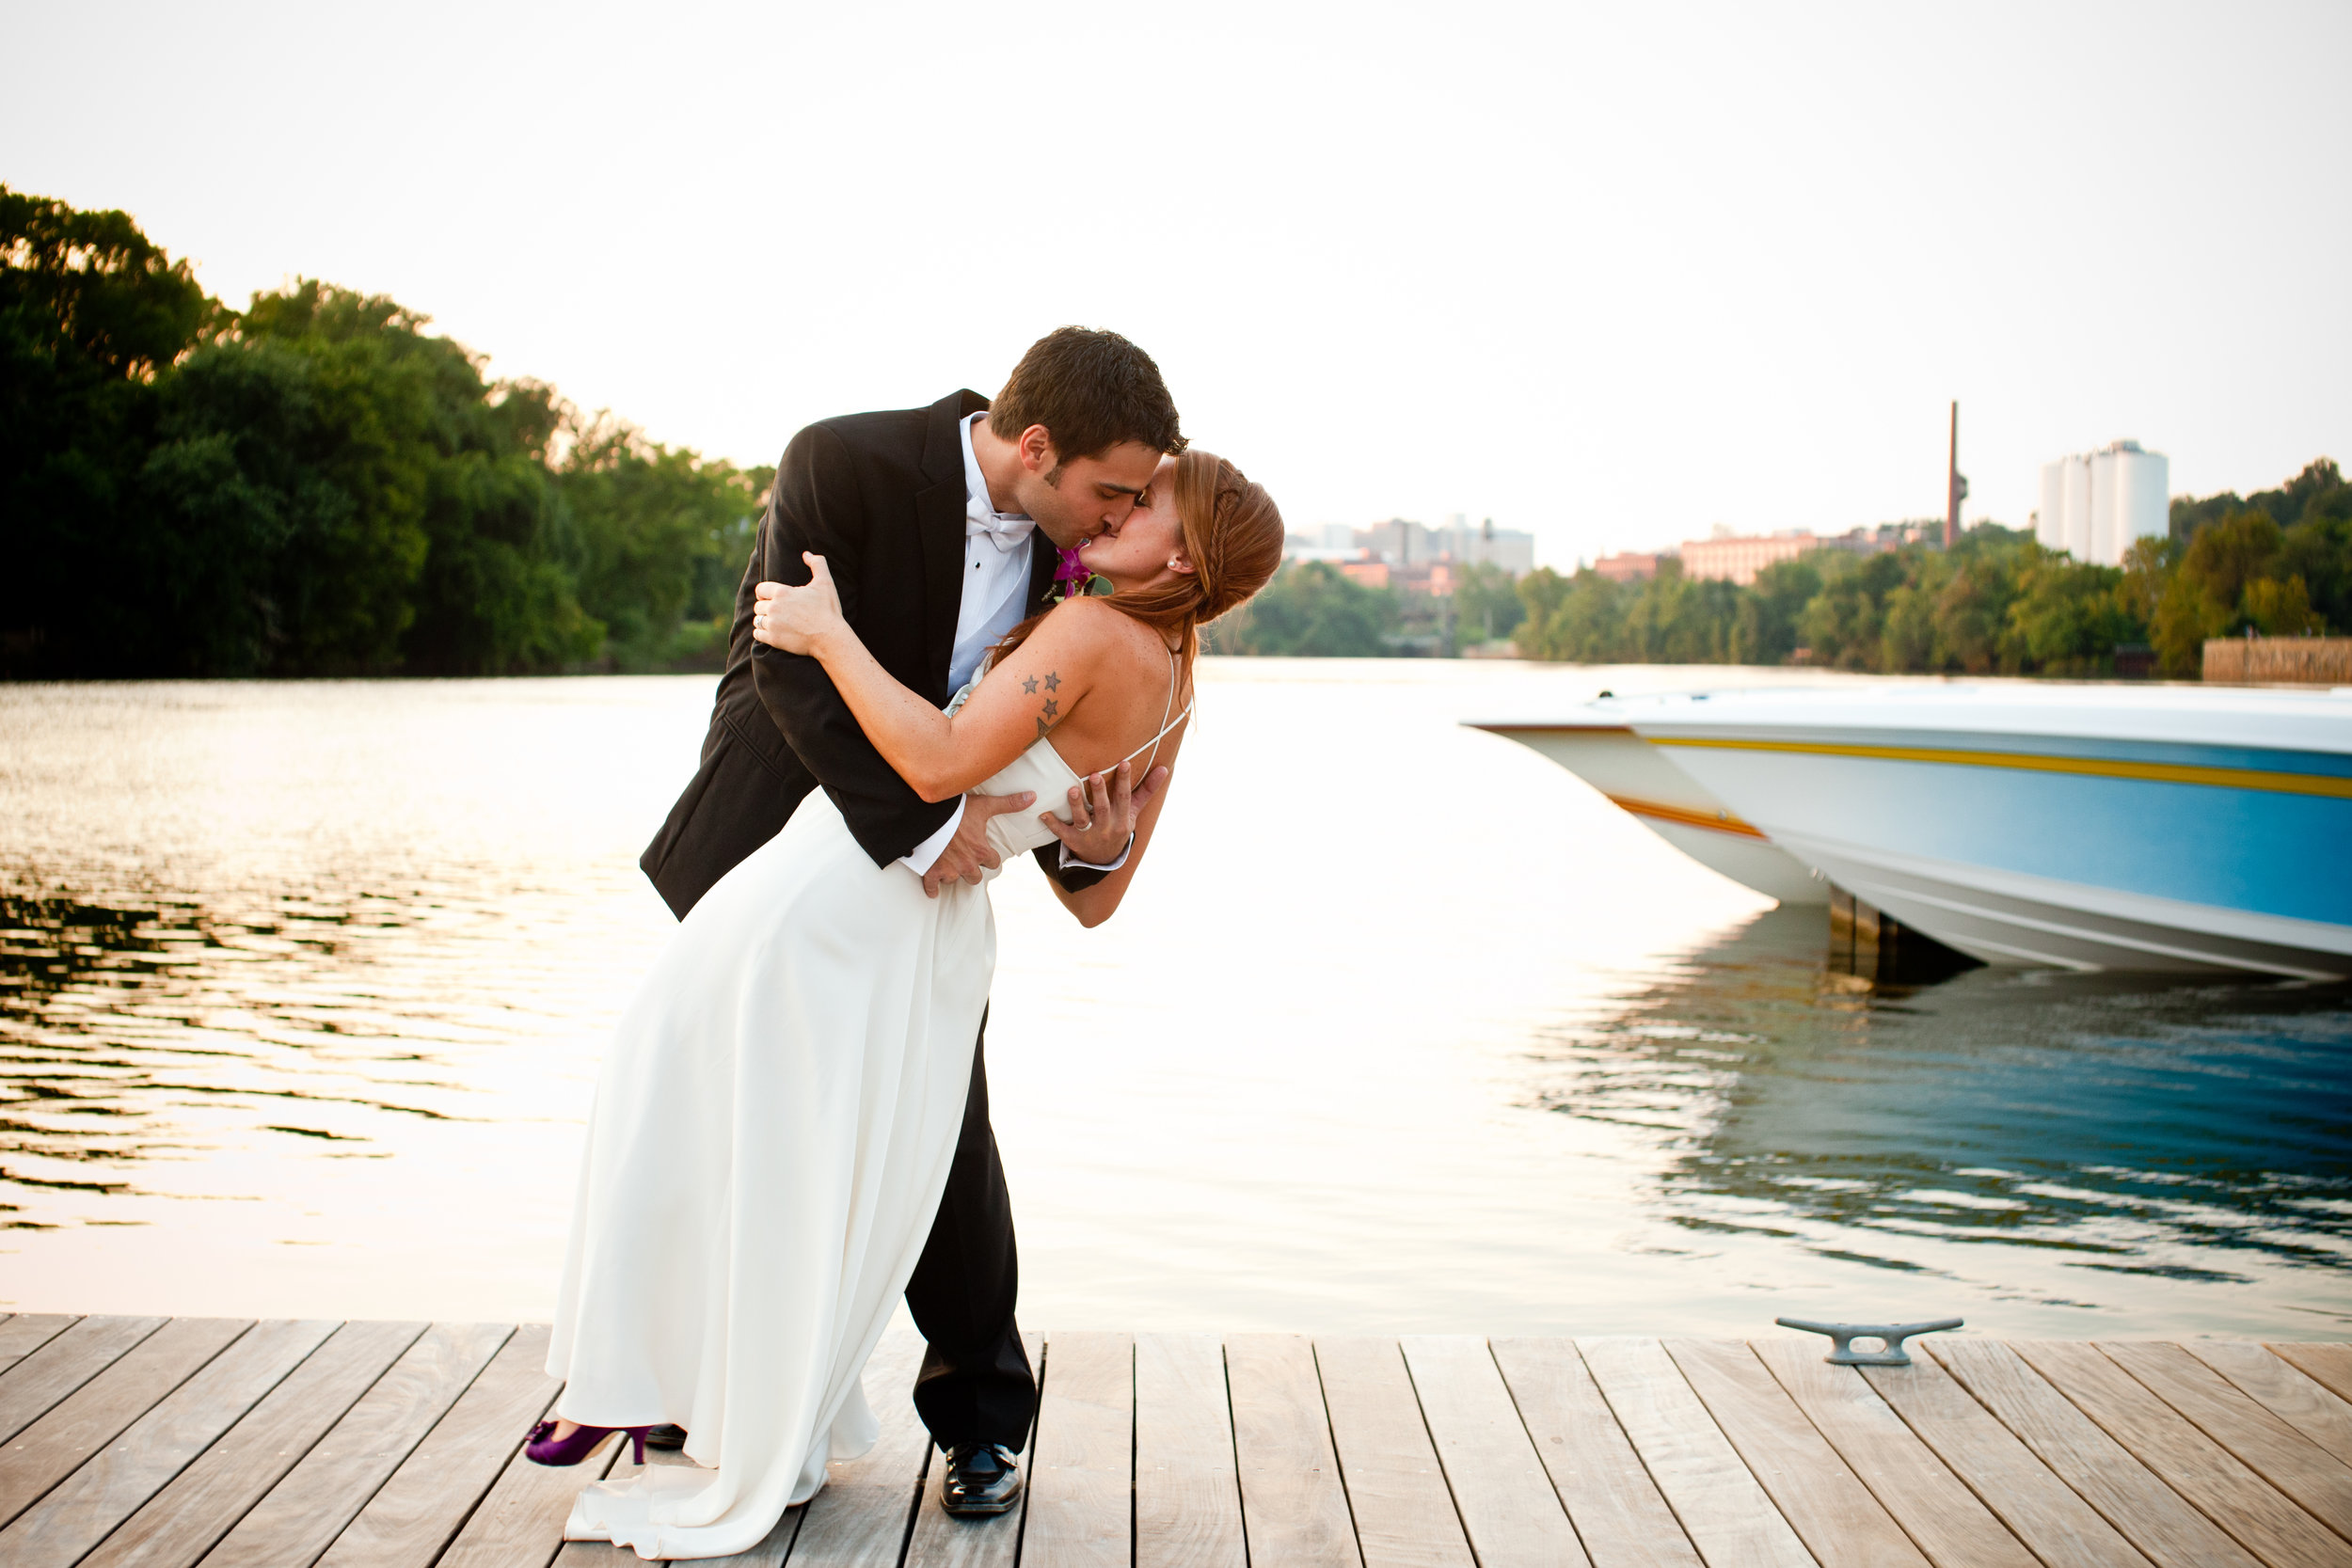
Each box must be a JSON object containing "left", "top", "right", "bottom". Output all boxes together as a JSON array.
[
  {"left": 914, "top": 389, "right": 991, "bottom": 701},
  {"left": 1025, "top": 535, "right": 1059, "bottom": 614}
]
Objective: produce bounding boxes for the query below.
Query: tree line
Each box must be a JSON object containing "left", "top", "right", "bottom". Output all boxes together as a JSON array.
[
  {"left": 4, "top": 187, "right": 768, "bottom": 679},
  {"left": 1216, "top": 461, "right": 2347, "bottom": 673}
]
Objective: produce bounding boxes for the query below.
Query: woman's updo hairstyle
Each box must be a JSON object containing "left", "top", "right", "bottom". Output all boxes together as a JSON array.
[{"left": 1105, "top": 450, "right": 1285, "bottom": 660}]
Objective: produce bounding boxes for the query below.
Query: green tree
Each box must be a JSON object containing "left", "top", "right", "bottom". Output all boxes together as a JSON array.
[
  {"left": 561, "top": 414, "right": 769, "bottom": 670},
  {"left": 3, "top": 185, "right": 218, "bottom": 674},
  {"left": 1730, "top": 557, "right": 1820, "bottom": 664},
  {"left": 1449, "top": 561, "right": 1524, "bottom": 649},
  {"left": 1214, "top": 561, "right": 1396, "bottom": 655}
]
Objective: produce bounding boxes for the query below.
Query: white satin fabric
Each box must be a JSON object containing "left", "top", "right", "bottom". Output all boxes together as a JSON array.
[{"left": 546, "top": 673, "right": 1077, "bottom": 1560}]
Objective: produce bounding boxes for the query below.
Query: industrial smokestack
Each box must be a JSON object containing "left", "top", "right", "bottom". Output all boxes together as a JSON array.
[{"left": 1945, "top": 402, "right": 1960, "bottom": 550}]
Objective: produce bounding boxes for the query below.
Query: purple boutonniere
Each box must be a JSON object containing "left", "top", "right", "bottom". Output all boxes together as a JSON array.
[{"left": 1048, "top": 546, "right": 1095, "bottom": 604}]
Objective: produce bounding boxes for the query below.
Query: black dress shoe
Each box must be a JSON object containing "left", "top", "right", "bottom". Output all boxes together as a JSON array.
[
  {"left": 644, "top": 1423, "right": 689, "bottom": 1450},
  {"left": 940, "top": 1442, "right": 1022, "bottom": 1515}
]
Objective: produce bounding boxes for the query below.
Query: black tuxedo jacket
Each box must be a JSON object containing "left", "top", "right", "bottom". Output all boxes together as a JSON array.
[{"left": 642, "top": 389, "right": 1103, "bottom": 918}]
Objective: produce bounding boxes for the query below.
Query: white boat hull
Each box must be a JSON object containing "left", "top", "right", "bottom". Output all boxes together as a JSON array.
[
  {"left": 1469, "top": 722, "right": 1826, "bottom": 905},
  {"left": 1624, "top": 685, "right": 2352, "bottom": 979}
]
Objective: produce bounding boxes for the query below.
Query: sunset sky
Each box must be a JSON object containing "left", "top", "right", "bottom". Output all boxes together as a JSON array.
[{"left": 7, "top": 0, "right": 2346, "bottom": 566}]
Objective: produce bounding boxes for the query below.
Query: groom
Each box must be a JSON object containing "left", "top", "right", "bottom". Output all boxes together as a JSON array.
[{"left": 639, "top": 327, "right": 1184, "bottom": 1514}]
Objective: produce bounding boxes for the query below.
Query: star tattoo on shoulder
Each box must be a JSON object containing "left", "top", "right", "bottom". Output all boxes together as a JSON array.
[
  {"left": 1041, "top": 698, "right": 1058, "bottom": 719},
  {"left": 1036, "top": 718, "right": 1051, "bottom": 738},
  {"left": 1022, "top": 675, "right": 1039, "bottom": 694},
  {"left": 1042, "top": 672, "right": 1062, "bottom": 692}
]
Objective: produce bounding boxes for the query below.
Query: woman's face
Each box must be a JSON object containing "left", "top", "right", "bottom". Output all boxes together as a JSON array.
[{"left": 1078, "top": 456, "right": 1187, "bottom": 587}]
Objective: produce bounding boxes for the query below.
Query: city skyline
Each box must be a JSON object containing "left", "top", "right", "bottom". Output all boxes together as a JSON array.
[{"left": 5, "top": 1, "right": 2344, "bottom": 572}]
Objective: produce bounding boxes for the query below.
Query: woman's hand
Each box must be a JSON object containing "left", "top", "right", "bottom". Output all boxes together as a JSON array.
[{"left": 752, "top": 553, "right": 847, "bottom": 656}]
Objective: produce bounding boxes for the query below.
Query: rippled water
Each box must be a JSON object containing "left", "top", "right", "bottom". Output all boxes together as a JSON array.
[{"left": 3, "top": 667, "right": 2345, "bottom": 1337}]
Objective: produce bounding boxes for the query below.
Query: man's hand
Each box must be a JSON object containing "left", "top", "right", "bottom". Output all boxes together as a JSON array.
[
  {"left": 1041, "top": 761, "right": 1168, "bottom": 865},
  {"left": 921, "top": 790, "right": 1036, "bottom": 898}
]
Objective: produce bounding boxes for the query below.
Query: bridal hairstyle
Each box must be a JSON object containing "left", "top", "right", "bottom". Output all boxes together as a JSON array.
[{"left": 995, "top": 449, "right": 1285, "bottom": 665}]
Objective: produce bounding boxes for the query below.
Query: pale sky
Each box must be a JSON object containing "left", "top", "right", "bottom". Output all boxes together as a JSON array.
[{"left": 7, "top": 1, "right": 2346, "bottom": 567}]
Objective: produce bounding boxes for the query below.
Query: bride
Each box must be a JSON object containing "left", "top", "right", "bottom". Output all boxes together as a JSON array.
[{"left": 537, "top": 449, "right": 1281, "bottom": 1560}]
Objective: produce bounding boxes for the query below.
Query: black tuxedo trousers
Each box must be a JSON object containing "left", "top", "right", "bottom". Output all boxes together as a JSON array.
[{"left": 638, "top": 390, "right": 1088, "bottom": 1454}]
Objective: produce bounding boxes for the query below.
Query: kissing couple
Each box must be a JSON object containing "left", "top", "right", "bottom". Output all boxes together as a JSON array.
[{"left": 530, "top": 328, "right": 1284, "bottom": 1559}]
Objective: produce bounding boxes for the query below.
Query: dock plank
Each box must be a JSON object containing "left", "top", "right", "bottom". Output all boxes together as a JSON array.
[
  {"left": 1223, "top": 1334, "right": 1359, "bottom": 1568},
  {"left": 1136, "top": 1333, "right": 1245, "bottom": 1568},
  {"left": 1749, "top": 1338, "right": 2040, "bottom": 1568},
  {"left": 196, "top": 1320, "right": 511, "bottom": 1567},
  {"left": 0, "top": 1315, "right": 168, "bottom": 1445},
  {"left": 1490, "top": 1338, "right": 1701, "bottom": 1568},
  {"left": 1666, "top": 1338, "right": 1925, "bottom": 1568},
  {"left": 2271, "top": 1343, "right": 2352, "bottom": 1409},
  {"left": 1314, "top": 1336, "right": 1474, "bottom": 1568},
  {"left": 0, "top": 1318, "right": 251, "bottom": 1529},
  {"left": 436, "top": 1421, "right": 626, "bottom": 1568},
  {"left": 312, "top": 1323, "right": 558, "bottom": 1568},
  {"left": 2190, "top": 1341, "right": 2352, "bottom": 1467},
  {"left": 2011, "top": 1339, "right": 2352, "bottom": 1568},
  {"left": 1021, "top": 1332, "right": 1133, "bottom": 1568},
  {"left": 1576, "top": 1337, "right": 1814, "bottom": 1568},
  {"left": 1402, "top": 1336, "right": 1588, "bottom": 1568},
  {"left": 1931, "top": 1339, "right": 2265, "bottom": 1568},
  {"left": 80, "top": 1319, "right": 425, "bottom": 1568},
  {"left": 903, "top": 1330, "right": 1044, "bottom": 1568},
  {"left": 2098, "top": 1339, "right": 2352, "bottom": 1541},
  {"left": 0, "top": 1320, "right": 338, "bottom": 1568},
  {"left": 1857, "top": 1350, "right": 2150, "bottom": 1568},
  {"left": 0, "top": 1315, "right": 80, "bottom": 1373},
  {"left": 787, "top": 1330, "right": 930, "bottom": 1566}
]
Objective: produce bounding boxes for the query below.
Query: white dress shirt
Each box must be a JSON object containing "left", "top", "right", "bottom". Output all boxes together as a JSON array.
[{"left": 898, "top": 414, "right": 1130, "bottom": 879}]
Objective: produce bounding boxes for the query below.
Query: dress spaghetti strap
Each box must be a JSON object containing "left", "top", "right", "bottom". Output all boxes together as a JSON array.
[{"left": 1120, "top": 648, "right": 1191, "bottom": 774}]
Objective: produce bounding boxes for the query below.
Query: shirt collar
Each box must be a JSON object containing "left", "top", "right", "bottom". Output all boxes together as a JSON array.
[{"left": 961, "top": 413, "right": 1036, "bottom": 551}]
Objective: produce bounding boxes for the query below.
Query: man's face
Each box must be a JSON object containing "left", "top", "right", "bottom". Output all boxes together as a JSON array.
[{"left": 1010, "top": 435, "right": 1165, "bottom": 550}]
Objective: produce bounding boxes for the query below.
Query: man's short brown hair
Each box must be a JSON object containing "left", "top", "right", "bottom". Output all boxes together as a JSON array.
[{"left": 990, "top": 327, "right": 1186, "bottom": 462}]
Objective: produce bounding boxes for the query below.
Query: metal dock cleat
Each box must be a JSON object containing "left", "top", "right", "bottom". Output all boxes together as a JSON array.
[{"left": 1775, "top": 1316, "right": 1963, "bottom": 1366}]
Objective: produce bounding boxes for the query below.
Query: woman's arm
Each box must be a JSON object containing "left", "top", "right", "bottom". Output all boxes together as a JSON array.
[
  {"left": 754, "top": 553, "right": 1103, "bottom": 803},
  {"left": 1041, "top": 727, "right": 1184, "bottom": 928}
]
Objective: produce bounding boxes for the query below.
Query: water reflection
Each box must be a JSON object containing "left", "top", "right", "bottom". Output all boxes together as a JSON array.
[
  {"left": 1529, "top": 908, "right": 2352, "bottom": 1310},
  {"left": 5, "top": 670, "right": 2347, "bottom": 1333}
]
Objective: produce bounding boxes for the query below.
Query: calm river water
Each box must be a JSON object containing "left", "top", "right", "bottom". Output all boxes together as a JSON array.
[{"left": 2, "top": 664, "right": 2346, "bottom": 1338}]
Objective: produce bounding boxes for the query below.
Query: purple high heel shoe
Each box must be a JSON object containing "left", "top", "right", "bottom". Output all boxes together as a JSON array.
[{"left": 525, "top": 1418, "right": 650, "bottom": 1465}]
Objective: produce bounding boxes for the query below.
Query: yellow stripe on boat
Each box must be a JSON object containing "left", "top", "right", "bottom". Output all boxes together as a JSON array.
[
  {"left": 1605, "top": 793, "right": 1771, "bottom": 838},
  {"left": 1647, "top": 736, "right": 2352, "bottom": 800}
]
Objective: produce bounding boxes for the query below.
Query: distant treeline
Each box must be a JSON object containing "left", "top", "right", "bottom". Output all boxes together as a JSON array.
[
  {"left": 1217, "top": 461, "right": 2348, "bottom": 673},
  {"left": 4, "top": 187, "right": 769, "bottom": 679}
]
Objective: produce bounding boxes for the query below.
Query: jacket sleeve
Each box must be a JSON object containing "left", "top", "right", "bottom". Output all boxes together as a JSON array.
[
  {"left": 751, "top": 422, "right": 958, "bottom": 867},
  {"left": 1032, "top": 846, "right": 1113, "bottom": 893}
]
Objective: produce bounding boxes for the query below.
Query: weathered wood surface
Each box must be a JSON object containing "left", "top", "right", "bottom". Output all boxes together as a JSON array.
[
  {"left": 1223, "top": 1334, "right": 1358, "bottom": 1568},
  {"left": 1134, "top": 1334, "right": 1244, "bottom": 1568},
  {"left": 1932, "top": 1338, "right": 2267, "bottom": 1568},
  {"left": 1666, "top": 1337, "right": 1928, "bottom": 1568},
  {"left": 1489, "top": 1337, "right": 1700, "bottom": 1568},
  {"left": 3, "top": 1320, "right": 2346, "bottom": 1568},
  {"left": 1314, "top": 1334, "right": 1473, "bottom": 1568},
  {"left": 2190, "top": 1340, "right": 2352, "bottom": 1468},
  {"left": 1401, "top": 1335, "right": 1586, "bottom": 1568},
  {"left": 2011, "top": 1338, "right": 2352, "bottom": 1568}
]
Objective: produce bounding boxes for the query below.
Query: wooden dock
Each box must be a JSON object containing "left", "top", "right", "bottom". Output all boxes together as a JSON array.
[{"left": 1, "top": 1316, "right": 2348, "bottom": 1567}]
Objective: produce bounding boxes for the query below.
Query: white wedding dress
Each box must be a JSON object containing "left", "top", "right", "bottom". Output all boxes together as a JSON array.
[{"left": 546, "top": 659, "right": 1185, "bottom": 1560}]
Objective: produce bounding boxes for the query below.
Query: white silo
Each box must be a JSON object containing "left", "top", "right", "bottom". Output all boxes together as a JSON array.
[
  {"left": 2106, "top": 442, "right": 2168, "bottom": 563},
  {"left": 2062, "top": 453, "right": 2093, "bottom": 560},
  {"left": 2089, "top": 446, "right": 2122, "bottom": 564},
  {"left": 2038, "top": 460, "right": 2068, "bottom": 550}
]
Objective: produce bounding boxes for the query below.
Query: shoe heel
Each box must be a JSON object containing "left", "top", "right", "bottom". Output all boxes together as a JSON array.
[{"left": 629, "top": 1427, "right": 647, "bottom": 1465}]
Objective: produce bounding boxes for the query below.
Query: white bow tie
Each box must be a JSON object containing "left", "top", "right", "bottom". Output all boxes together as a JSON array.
[{"left": 966, "top": 504, "right": 1036, "bottom": 553}]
